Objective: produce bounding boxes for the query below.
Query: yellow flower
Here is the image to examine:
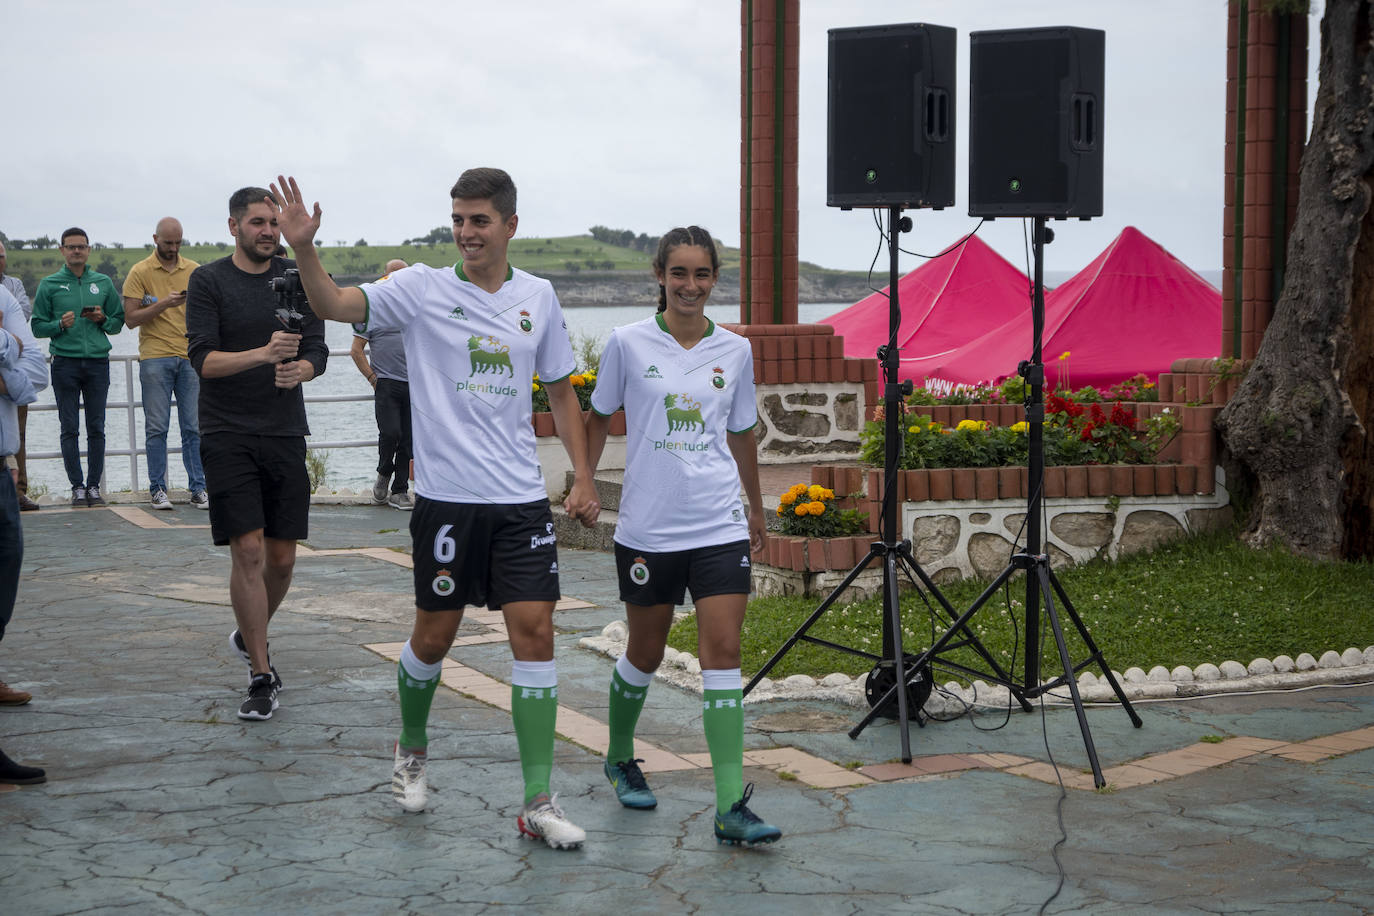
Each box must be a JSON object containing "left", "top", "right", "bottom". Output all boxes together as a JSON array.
[
  {"left": 793, "top": 504, "right": 809, "bottom": 517},
  {"left": 908, "top": 425, "right": 919, "bottom": 433},
  {"left": 806, "top": 501, "right": 827, "bottom": 515},
  {"left": 776, "top": 505, "right": 785, "bottom": 516},
  {"left": 807, "top": 484, "right": 832, "bottom": 501},
  {"left": 570, "top": 374, "right": 585, "bottom": 387},
  {"left": 532, "top": 381, "right": 542, "bottom": 392},
  {"left": 1011, "top": 421, "right": 1029, "bottom": 433},
  {"left": 1059, "top": 350, "right": 1071, "bottom": 360},
  {"left": 1144, "top": 381, "right": 1155, "bottom": 389},
  {"left": 780, "top": 491, "right": 797, "bottom": 506},
  {"left": 956, "top": 419, "right": 984, "bottom": 431}
]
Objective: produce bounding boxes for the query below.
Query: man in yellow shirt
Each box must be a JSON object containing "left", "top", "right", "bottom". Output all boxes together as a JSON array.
[{"left": 123, "top": 218, "right": 207, "bottom": 510}]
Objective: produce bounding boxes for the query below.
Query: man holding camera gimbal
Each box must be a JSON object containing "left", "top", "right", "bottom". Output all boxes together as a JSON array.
[{"left": 186, "top": 186, "right": 328, "bottom": 722}]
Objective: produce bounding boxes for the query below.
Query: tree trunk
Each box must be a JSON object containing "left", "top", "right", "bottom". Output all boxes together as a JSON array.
[{"left": 1216, "top": 0, "right": 1374, "bottom": 560}]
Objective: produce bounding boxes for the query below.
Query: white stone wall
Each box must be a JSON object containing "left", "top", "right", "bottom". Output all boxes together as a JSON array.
[
  {"left": 905, "top": 467, "right": 1232, "bottom": 582},
  {"left": 754, "top": 381, "right": 867, "bottom": 464}
]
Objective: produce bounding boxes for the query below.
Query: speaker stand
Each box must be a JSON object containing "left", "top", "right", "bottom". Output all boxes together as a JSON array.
[
  {"left": 744, "top": 207, "right": 1025, "bottom": 763},
  {"left": 851, "top": 217, "right": 1143, "bottom": 787}
]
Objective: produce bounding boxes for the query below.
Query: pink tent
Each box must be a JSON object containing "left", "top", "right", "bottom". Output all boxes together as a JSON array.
[
  {"left": 914, "top": 226, "right": 1221, "bottom": 392},
  {"left": 822, "top": 235, "right": 1029, "bottom": 376}
]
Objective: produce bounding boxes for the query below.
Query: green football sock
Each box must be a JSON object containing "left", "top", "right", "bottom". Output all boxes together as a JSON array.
[
  {"left": 702, "top": 687, "right": 745, "bottom": 813},
  {"left": 607, "top": 668, "right": 651, "bottom": 764},
  {"left": 397, "top": 654, "right": 442, "bottom": 751},
  {"left": 511, "top": 683, "right": 558, "bottom": 803}
]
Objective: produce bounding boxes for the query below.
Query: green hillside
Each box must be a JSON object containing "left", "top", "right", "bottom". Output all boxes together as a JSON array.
[{"left": 1, "top": 233, "right": 865, "bottom": 298}]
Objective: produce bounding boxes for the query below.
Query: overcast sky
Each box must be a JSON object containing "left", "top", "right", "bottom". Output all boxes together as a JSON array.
[{"left": 4, "top": 1, "right": 1324, "bottom": 277}]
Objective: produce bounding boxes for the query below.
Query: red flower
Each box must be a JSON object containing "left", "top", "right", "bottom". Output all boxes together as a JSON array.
[{"left": 1110, "top": 402, "right": 1136, "bottom": 430}]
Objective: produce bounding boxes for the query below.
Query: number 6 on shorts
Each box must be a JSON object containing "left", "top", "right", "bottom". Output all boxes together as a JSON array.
[{"left": 434, "top": 524, "right": 456, "bottom": 563}]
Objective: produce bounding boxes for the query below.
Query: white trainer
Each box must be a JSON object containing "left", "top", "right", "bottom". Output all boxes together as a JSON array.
[
  {"left": 150, "top": 488, "right": 173, "bottom": 511},
  {"left": 517, "top": 793, "right": 585, "bottom": 849},
  {"left": 392, "top": 744, "right": 428, "bottom": 813}
]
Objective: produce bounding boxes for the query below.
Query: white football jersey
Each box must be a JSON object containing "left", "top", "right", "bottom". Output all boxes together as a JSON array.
[
  {"left": 360, "top": 263, "right": 575, "bottom": 504},
  {"left": 591, "top": 315, "right": 757, "bottom": 551}
]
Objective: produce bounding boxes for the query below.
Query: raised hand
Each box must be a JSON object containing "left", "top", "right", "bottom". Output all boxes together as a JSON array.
[{"left": 270, "top": 175, "right": 323, "bottom": 250}]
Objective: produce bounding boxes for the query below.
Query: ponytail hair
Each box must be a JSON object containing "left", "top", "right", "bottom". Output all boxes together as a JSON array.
[{"left": 653, "top": 226, "right": 719, "bottom": 312}]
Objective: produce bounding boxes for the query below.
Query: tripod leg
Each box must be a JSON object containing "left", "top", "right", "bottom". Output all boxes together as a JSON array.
[
  {"left": 850, "top": 559, "right": 1019, "bottom": 740},
  {"left": 1036, "top": 565, "right": 1107, "bottom": 788},
  {"left": 1047, "top": 569, "right": 1144, "bottom": 728},
  {"left": 886, "top": 550, "right": 913, "bottom": 762},
  {"left": 847, "top": 548, "right": 916, "bottom": 758},
  {"left": 896, "top": 553, "right": 1034, "bottom": 712},
  {"left": 743, "top": 546, "right": 880, "bottom": 696}
]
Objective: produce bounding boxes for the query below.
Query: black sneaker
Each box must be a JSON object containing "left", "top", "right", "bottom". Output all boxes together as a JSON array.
[
  {"left": 229, "top": 629, "right": 283, "bottom": 690},
  {"left": 0, "top": 749, "right": 46, "bottom": 785},
  {"left": 85, "top": 485, "right": 106, "bottom": 507},
  {"left": 237, "top": 673, "right": 279, "bottom": 721}
]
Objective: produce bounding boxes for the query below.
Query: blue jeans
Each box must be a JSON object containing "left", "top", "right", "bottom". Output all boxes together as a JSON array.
[
  {"left": 140, "top": 357, "right": 205, "bottom": 492},
  {"left": 50, "top": 356, "right": 110, "bottom": 490},
  {"left": 1, "top": 470, "right": 21, "bottom": 640}
]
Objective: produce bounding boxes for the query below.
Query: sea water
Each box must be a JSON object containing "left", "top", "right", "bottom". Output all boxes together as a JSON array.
[{"left": 22, "top": 302, "right": 847, "bottom": 497}]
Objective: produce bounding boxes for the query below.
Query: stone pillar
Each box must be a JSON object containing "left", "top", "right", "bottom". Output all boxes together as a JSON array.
[
  {"left": 740, "top": 0, "right": 799, "bottom": 326},
  {"left": 1222, "top": 2, "right": 1307, "bottom": 360}
]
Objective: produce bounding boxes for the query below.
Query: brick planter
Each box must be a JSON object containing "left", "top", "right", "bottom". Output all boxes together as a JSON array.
[
  {"left": 760, "top": 534, "right": 872, "bottom": 573},
  {"left": 532, "top": 409, "right": 626, "bottom": 437}
]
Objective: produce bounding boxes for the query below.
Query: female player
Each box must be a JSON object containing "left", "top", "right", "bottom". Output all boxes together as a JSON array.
[{"left": 585, "top": 226, "right": 780, "bottom": 847}]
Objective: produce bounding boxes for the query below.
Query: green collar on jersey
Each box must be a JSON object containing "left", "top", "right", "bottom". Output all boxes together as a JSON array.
[
  {"left": 454, "top": 262, "right": 514, "bottom": 284},
  {"left": 655, "top": 312, "right": 715, "bottom": 340}
]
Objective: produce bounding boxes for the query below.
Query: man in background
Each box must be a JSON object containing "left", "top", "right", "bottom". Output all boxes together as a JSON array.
[
  {"left": 0, "top": 282, "right": 49, "bottom": 782},
  {"left": 123, "top": 217, "right": 208, "bottom": 510},
  {"left": 186, "top": 187, "right": 328, "bottom": 722},
  {"left": 0, "top": 242, "right": 38, "bottom": 512},
  {"left": 350, "top": 258, "right": 412, "bottom": 510},
  {"left": 30, "top": 228, "right": 125, "bottom": 508}
]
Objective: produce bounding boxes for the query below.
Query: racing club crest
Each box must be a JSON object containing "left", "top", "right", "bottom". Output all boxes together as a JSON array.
[
  {"left": 629, "top": 557, "right": 650, "bottom": 585},
  {"left": 432, "top": 569, "right": 456, "bottom": 597}
]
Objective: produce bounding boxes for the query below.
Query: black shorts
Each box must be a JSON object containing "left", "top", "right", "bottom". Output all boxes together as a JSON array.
[
  {"left": 411, "top": 497, "right": 560, "bottom": 611},
  {"left": 614, "top": 540, "right": 753, "bottom": 607},
  {"left": 201, "top": 433, "right": 311, "bottom": 546}
]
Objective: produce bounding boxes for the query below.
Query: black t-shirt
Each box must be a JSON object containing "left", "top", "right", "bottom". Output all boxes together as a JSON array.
[{"left": 186, "top": 256, "right": 329, "bottom": 436}]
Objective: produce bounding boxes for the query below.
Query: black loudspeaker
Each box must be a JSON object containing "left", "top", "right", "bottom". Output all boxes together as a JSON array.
[
  {"left": 968, "top": 26, "right": 1104, "bottom": 218},
  {"left": 827, "top": 23, "right": 956, "bottom": 210}
]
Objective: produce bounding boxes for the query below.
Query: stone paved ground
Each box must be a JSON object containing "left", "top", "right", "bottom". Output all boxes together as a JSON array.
[{"left": 1, "top": 503, "right": 1372, "bottom": 915}]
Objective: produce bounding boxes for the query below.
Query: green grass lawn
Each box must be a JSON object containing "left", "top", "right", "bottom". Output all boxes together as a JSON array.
[{"left": 667, "top": 529, "right": 1374, "bottom": 681}]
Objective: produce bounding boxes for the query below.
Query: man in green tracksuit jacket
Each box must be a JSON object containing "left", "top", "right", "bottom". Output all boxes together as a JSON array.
[{"left": 30, "top": 227, "right": 125, "bottom": 507}]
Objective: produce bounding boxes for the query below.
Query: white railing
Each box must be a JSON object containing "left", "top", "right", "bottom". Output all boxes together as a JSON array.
[{"left": 24, "top": 350, "right": 377, "bottom": 493}]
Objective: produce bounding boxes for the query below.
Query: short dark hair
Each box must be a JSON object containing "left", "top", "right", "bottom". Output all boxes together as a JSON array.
[
  {"left": 450, "top": 168, "right": 517, "bottom": 220},
  {"left": 61, "top": 227, "right": 89, "bottom": 246},
  {"left": 229, "top": 187, "right": 274, "bottom": 222},
  {"left": 653, "top": 226, "right": 720, "bottom": 312}
]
